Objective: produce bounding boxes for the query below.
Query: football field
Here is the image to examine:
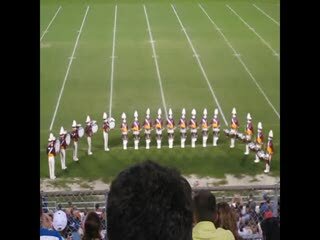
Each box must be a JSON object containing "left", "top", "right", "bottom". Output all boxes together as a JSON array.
[{"left": 40, "top": 0, "right": 280, "bottom": 182}]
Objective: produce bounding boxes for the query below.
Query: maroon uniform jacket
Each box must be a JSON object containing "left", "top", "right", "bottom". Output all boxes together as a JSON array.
[
  {"left": 85, "top": 124, "right": 93, "bottom": 137},
  {"left": 59, "top": 135, "right": 67, "bottom": 149},
  {"left": 71, "top": 129, "right": 79, "bottom": 142},
  {"left": 47, "top": 142, "right": 56, "bottom": 156},
  {"left": 103, "top": 121, "right": 110, "bottom": 133}
]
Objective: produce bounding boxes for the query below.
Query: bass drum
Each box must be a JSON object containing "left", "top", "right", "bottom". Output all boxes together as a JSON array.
[
  {"left": 65, "top": 133, "right": 71, "bottom": 145},
  {"left": 92, "top": 123, "right": 98, "bottom": 133},
  {"left": 78, "top": 127, "right": 84, "bottom": 138},
  {"left": 54, "top": 139, "right": 60, "bottom": 153}
]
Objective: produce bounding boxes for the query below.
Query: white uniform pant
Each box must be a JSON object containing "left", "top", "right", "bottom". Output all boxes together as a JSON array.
[
  {"left": 103, "top": 131, "right": 109, "bottom": 150},
  {"left": 73, "top": 141, "right": 78, "bottom": 160},
  {"left": 48, "top": 156, "right": 55, "bottom": 179},
  {"left": 60, "top": 148, "right": 66, "bottom": 169},
  {"left": 87, "top": 136, "right": 92, "bottom": 154}
]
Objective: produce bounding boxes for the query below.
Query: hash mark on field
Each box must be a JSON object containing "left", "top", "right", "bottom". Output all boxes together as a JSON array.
[
  {"left": 199, "top": 4, "right": 280, "bottom": 119},
  {"left": 253, "top": 4, "right": 280, "bottom": 26},
  {"left": 143, "top": 4, "right": 168, "bottom": 119},
  {"left": 171, "top": 4, "right": 228, "bottom": 126},
  {"left": 226, "top": 5, "right": 279, "bottom": 59},
  {"left": 49, "top": 6, "right": 90, "bottom": 131},
  {"left": 40, "top": 6, "right": 62, "bottom": 41},
  {"left": 109, "top": 5, "right": 118, "bottom": 118}
]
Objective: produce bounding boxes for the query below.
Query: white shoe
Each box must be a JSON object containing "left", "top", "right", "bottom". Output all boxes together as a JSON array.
[
  {"left": 105, "top": 148, "right": 110, "bottom": 151},
  {"left": 88, "top": 152, "right": 93, "bottom": 155},
  {"left": 254, "top": 159, "right": 260, "bottom": 163},
  {"left": 264, "top": 169, "right": 269, "bottom": 173},
  {"left": 63, "top": 167, "right": 67, "bottom": 170},
  {"left": 244, "top": 152, "right": 249, "bottom": 155},
  {"left": 230, "top": 145, "right": 235, "bottom": 148},
  {"left": 73, "top": 158, "right": 79, "bottom": 161}
]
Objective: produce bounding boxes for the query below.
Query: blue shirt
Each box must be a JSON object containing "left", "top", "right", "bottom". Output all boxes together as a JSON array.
[{"left": 40, "top": 227, "right": 63, "bottom": 240}]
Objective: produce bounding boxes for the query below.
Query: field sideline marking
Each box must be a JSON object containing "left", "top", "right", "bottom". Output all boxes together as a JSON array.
[
  {"left": 226, "top": 5, "right": 279, "bottom": 59},
  {"left": 40, "top": 6, "right": 62, "bottom": 41},
  {"left": 252, "top": 4, "right": 280, "bottom": 26},
  {"left": 199, "top": 4, "right": 280, "bottom": 119},
  {"left": 109, "top": 5, "right": 118, "bottom": 118},
  {"left": 143, "top": 4, "right": 168, "bottom": 119},
  {"left": 49, "top": 6, "right": 90, "bottom": 131},
  {"left": 171, "top": 4, "right": 228, "bottom": 126}
]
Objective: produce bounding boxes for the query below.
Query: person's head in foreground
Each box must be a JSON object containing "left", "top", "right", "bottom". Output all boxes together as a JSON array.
[{"left": 107, "top": 160, "right": 193, "bottom": 240}]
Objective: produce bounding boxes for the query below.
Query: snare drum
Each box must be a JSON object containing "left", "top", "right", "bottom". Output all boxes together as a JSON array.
[
  {"left": 229, "top": 129, "right": 236, "bottom": 137},
  {"left": 257, "top": 151, "right": 265, "bottom": 159},
  {"left": 78, "top": 127, "right": 84, "bottom": 138},
  {"left": 224, "top": 129, "right": 230, "bottom": 136},
  {"left": 92, "top": 123, "right": 98, "bottom": 133},
  {"left": 54, "top": 139, "right": 60, "bottom": 153},
  {"left": 65, "top": 133, "right": 71, "bottom": 145},
  {"left": 248, "top": 142, "right": 256, "bottom": 150}
]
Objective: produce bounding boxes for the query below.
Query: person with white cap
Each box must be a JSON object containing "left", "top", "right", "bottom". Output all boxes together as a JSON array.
[
  {"left": 244, "top": 113, "right": 254, "bottom": 155},
  {"left": 85, "top": 115, "right": 94, "bottom": 155},
  {"left": 59, "top": 127, "right": 68, "bottom": 170},
  {"left": 254, "top": 122, "right": 264, "bottom": 163},
  {"left": 166, "top": 108, "right": 175, "bottom": 148},
  {"left": 229, "top": 107, "right": 239, "bottom": 148},
  {"left": 52, "top": 210, "right": 68, "bottom": 237},
  {"left": 143, "top": 108, "right": 153, "bottom": 149},
  {"left": 131, "top": 110, "right": 141, "bottom": 150},
  {"left": 154, "top": 108, "right": 164, "bottom": 149},
  {"left": 189, "top": 109, "right": 198, "bottom": 148},
  {"left": 47, "top": 133, "right": 56, "bottom": 180},
  {"left": 70, "top": 120, "right": 80, "bottom": 161},
  {"left": 211, "top": 108, "right": 220, "bottom": 146},
  {"left": 201, "top": 108, "right": 209, "bottom": 147},
  {"left": 102, "top": 112, "right": 110, "bottom": 151},
  {"left": 121, "top": 112, "right": 129, "bottom": 150},
  {"left": 264, "top": 130, "right": 274, "bottom": 173},
  {"left": 179, "top": 108, "right": 187, "bottom": 148}
]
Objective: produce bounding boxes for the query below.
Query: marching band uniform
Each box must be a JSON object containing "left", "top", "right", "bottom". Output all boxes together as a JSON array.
[
  {"left": 71, "top": 120, "right": 80, "bottom": 161},
  {"left": 201, "top": 108, "right": 209, "bottom": 147},
  {"left": 254, "top": 122, "right": 264, "bottom": 163},
  {"left": 102, "top": 112, "right": 110, "bottom": 151},
  {"left": 154, "top": 108, "right": 163, "bottom": 149},
  {"left": 166, "top": 108, "right": 175, "bottom": 148},
  {"left": 230, "top": 108, "right": 239, "bottom": 148},
  {"left": 211, "top": 108, "right": 220, "bottom": 146},
  {"left": 189, "top": 109, "right": 198, "bottom": 148},
  {"left": 59, "top": 127, "right": 67, "bottom": 170},
  {"left": 47, "top": 133, "right": 56, "bottom": 180},
  {"left": 179, "top": 108, "right": 187, "bottom": 148},
  {"left": 264, "top": 130, "right": 274, "bottom": 173},
  {"left": 121, "top": 113, "right": 128, "bottom": 150},
  {"left": 244, "top": 113, "right": 254, "bottom": 155},
  {"left": 144, "top": 108, "right": 152, "bottom": 149},
  {"left": 85, "top": 116, "right": 93, "bottom": 155},
  {"left": 131, "top": 111, "right": 141, "bottom": 150}
]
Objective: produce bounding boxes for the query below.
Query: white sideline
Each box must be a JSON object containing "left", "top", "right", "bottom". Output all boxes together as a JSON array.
[
  {"left": 199, "top": 4, "right": 280, "bottom": 119},
  {"left": 109, "top": 5, "right": 118, "bottom": 118},
  {"left": 253, "top": 4, "right": 280, "bottom": 26},
  {"left": 49, "top": 6, "right": 90, "bottom": 131},
  {"left": 40, "top": 6, "right": 62, "bottom": 41},
  {"left": 143, "top": 4, "right": 168, "bottom": 119},
  {"left": 171, "top": 4, "right": 228, "bottom": 126},
  {"left": 226, "top": 4, "right": 279, "bottom": 59}
]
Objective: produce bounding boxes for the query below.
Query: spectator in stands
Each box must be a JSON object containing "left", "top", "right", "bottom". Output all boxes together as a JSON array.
[
  {"left": 95, "top": 203, "right": 103, "bottom": 218},
  {"left": 107, "top": 160, "right": 193, "bottom": 240},
  {"left": 215, "top": 202, "right": 242, "bottom": 240},
  {"left": 82, "top": 211, "right": 104, "bottom": 240},
  {"left": 260, "top": 210, "right": 280, "bottom": 240},
  {"left": 53, "top": 210, "right": 70, "bottom": 239},
  {"left": 193, "top": 190, "right": 235, "bottom": 240}
]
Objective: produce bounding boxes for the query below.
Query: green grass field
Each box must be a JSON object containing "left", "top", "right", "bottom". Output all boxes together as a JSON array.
[{"left": 40, "top": 0, "right": 280, "bottom": 182}]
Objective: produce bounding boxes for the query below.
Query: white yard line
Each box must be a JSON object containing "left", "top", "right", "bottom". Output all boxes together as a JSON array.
[
  {"left": 40, "top": 6, "right": 62, "bottom": 41},
  {"left": 109, "top": 5, "right": 118, "bottom": 118},
  {"left": 143, "top": 5, "right": 168, "bottom": 119},
  {"left": 226, "top": 4, "right": 279, "bottom": 59},
  {"left": 252, "top": 4, "right": 280, "bottom": 26},
  {"left": 171, "top": 4, "right": 227, "bottom": 126},
  {"left": 199, "top": 4, "right": 280, "bottom": 119},
  {"left": 49, "top": 6, "right": 90, "bottom": 131}
]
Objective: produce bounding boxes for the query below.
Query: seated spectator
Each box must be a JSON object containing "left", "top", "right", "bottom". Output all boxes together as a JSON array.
[
  {"left": 82, "top": 211, "right": 104, "bottom": 240},
  {"left": 95, "top": 203, "right": 103, "bottom": 218},
  {"left": 107, "top": 160, "right": 193, "bottom": 240},
  {"left": 193, "top": 190, "right": 235, "bottom": 240},
  {"left": 53, "top": 210, "right": 70, "bottom": 239},
  {"left": 260, "top": 210, "right": 280, "bottom": 240}
]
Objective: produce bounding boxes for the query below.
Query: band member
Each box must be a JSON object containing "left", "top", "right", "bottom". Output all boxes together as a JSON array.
[
  {"left": 244, "top": 113, "right": 254, "bottom": 155},
  {"left": 70, "top": 120, "right": 80, "bottom": 161},
  {"left": 264, "top": 130, "right": 274, "bottom": 173},
  {"left": 131, "top": 111, "right": 141, "bottom": 150},
  {"left": 201, "top": 108, "right": 209, "bottom": 147},
  {"left": 166, "top": 108, "right": 175, "bottom": 148},
  {"left": 59, "top": 127, "right": 67, "bottom": 170},
  {"left": 102, "top": 112, "right": 110, "bottom": 151},
  {"left": 179, "top": 108, "right": 187, "bottom": 148},
  {"left": 211, "top": 108, "right": 220, "bottom": 146},
  {"left": 230, "top": 107, "right": 239, "bottom": 148},
  {"left": 189, "top": 109, "right": 198, "bottom": 148},
  {"left": 154, "top": 108, "right": 163, "bottom": 149},
  {"left": 143, "top": 108, "right": 152, "bottom": 149},
  {"left": 254, "top": 122, "right": 264, "bottom": 163},
  {"left": 121, "top": 113, "right": 128, "bottom": 150},
  {"left": 85, "top": 115, "right": 94, "bottom": 155},
  {"left": 47, "top": 133, "right": 56, "bottom": 180}
]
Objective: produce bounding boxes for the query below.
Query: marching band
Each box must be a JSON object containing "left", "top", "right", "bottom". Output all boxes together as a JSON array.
[{"left": 45, "top": 108, "right": 276, "bottom": 179}]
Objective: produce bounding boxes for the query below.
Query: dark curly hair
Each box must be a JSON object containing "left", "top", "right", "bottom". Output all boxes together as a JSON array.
[{"left": 107, "top": 160, "right": 193, "bottom": 240}]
